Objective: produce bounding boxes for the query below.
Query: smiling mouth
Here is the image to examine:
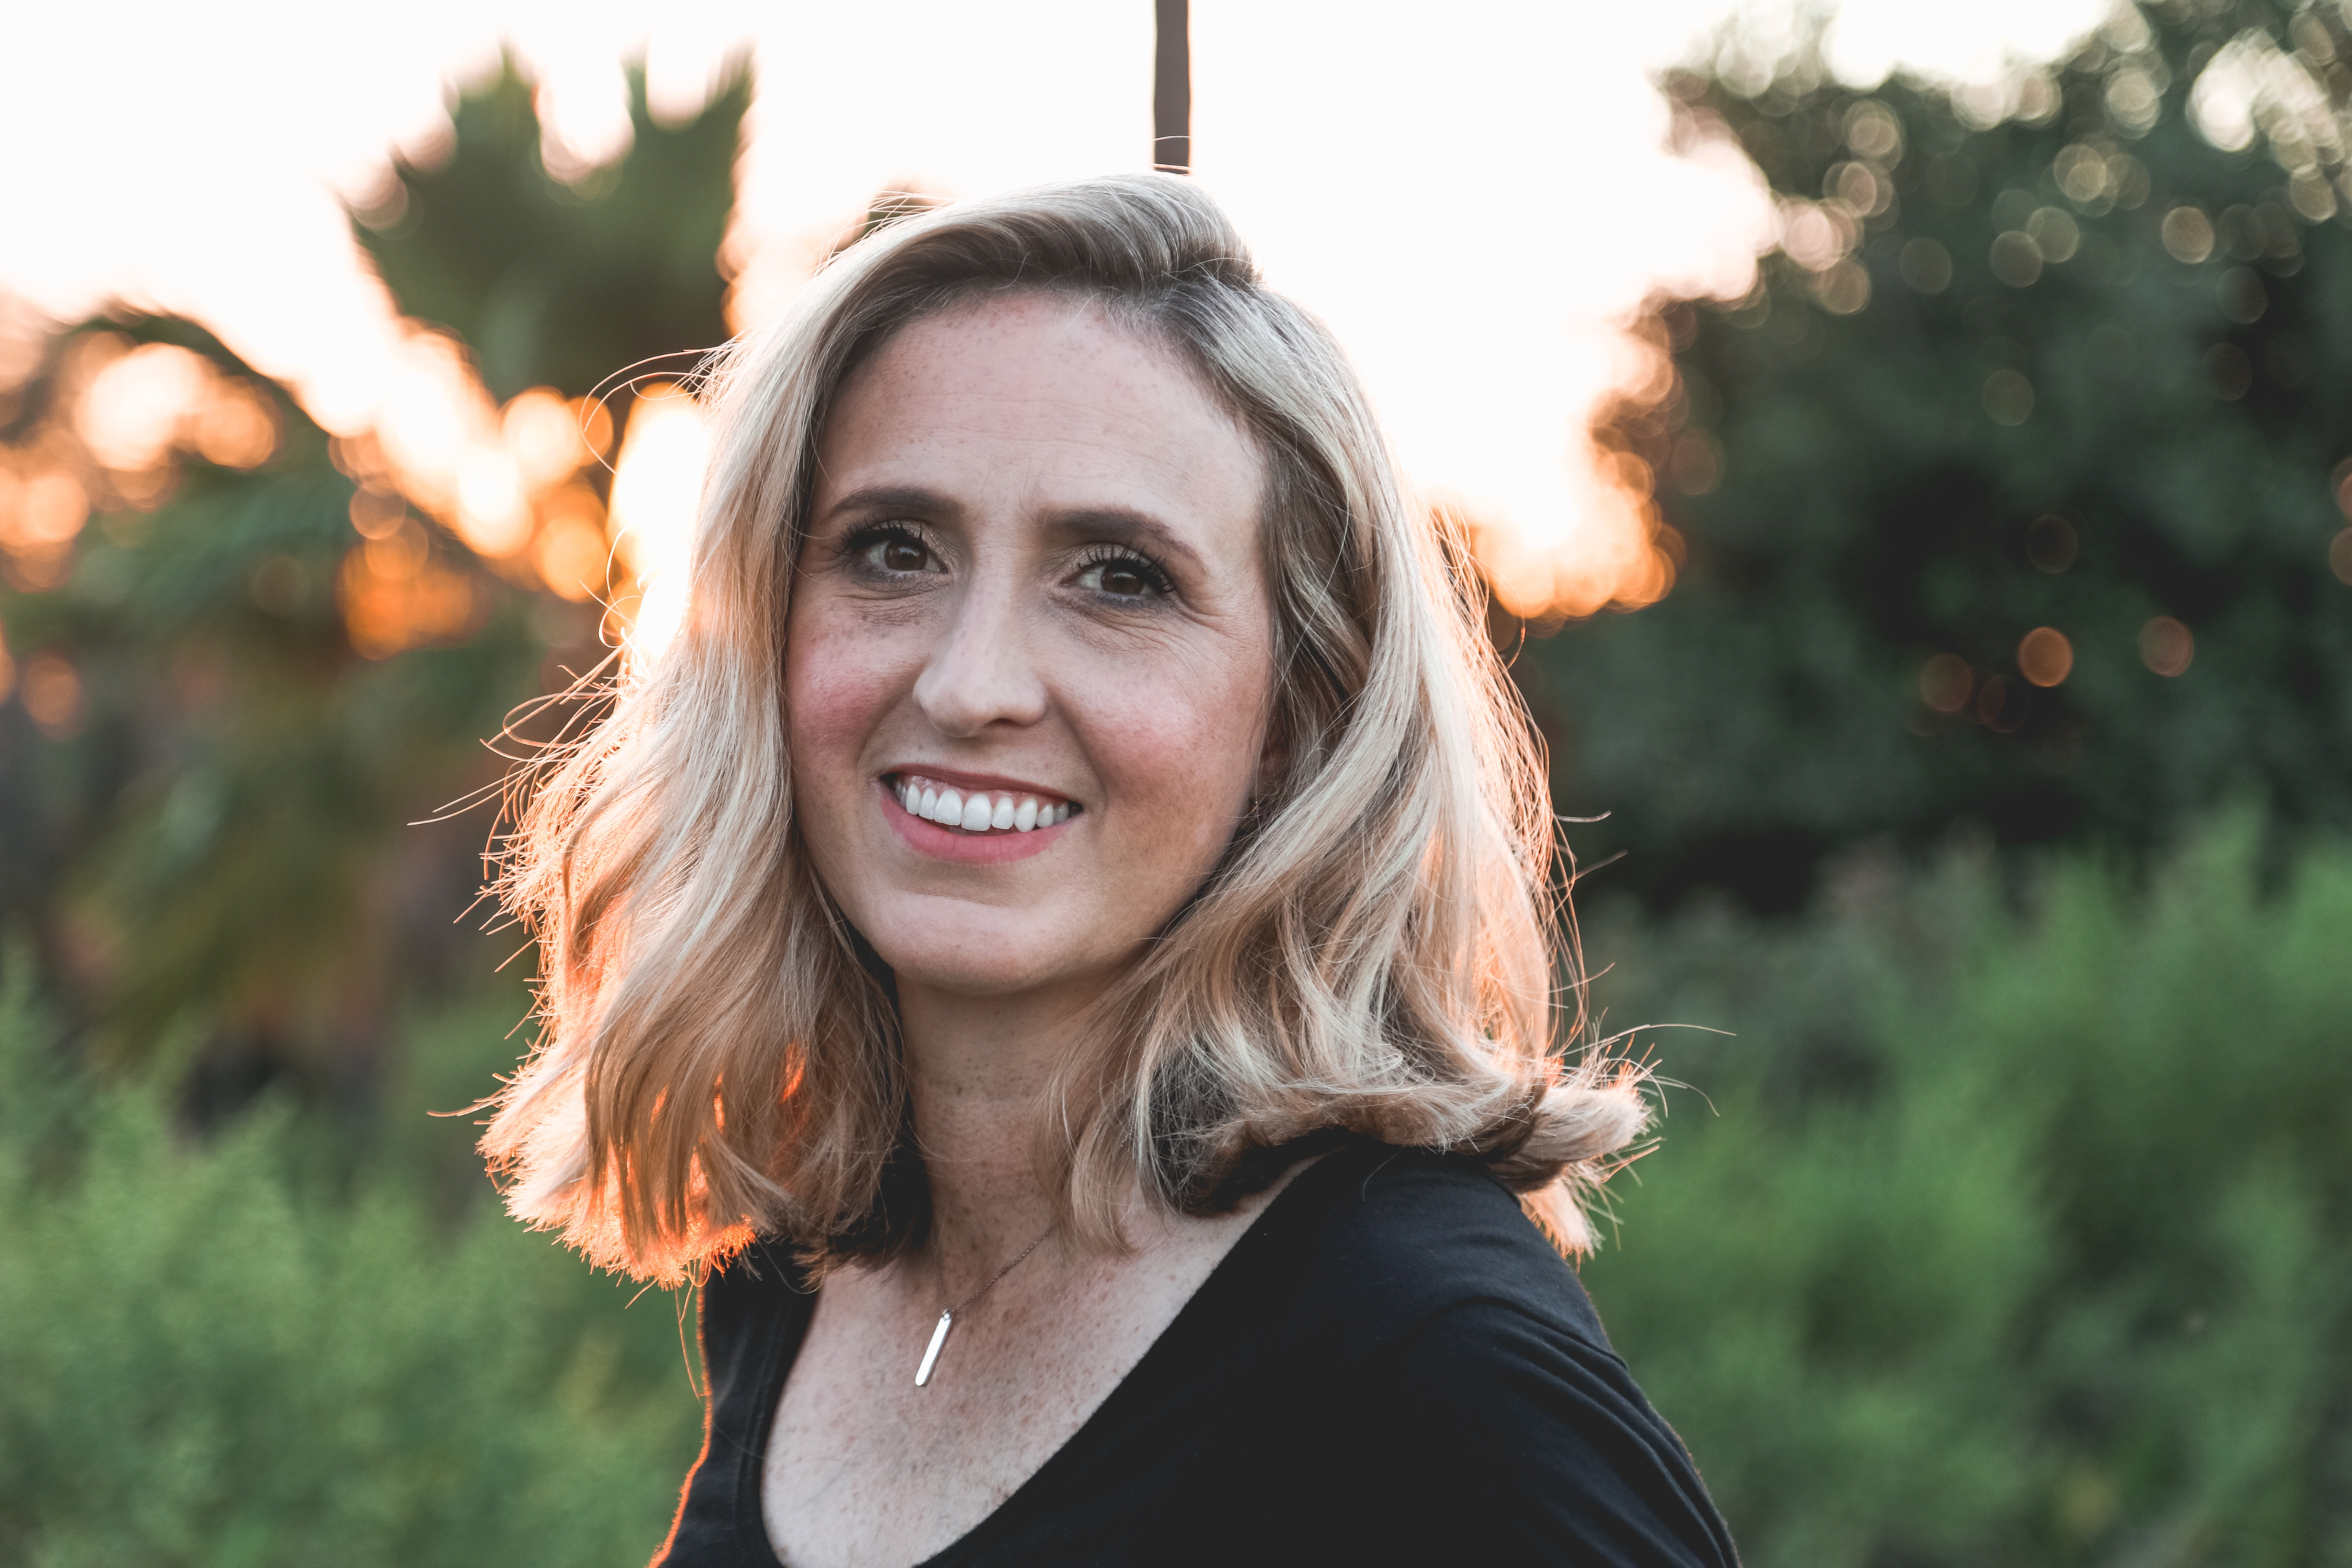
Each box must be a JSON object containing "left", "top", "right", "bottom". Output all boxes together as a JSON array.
[{"left": 887, "top": 773, "right": 1079, "bottom": 835}]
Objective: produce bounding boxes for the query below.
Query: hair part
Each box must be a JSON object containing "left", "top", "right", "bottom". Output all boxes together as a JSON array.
[{"left": 481, "top": 174, "right": 1646, "bottom": 1284}]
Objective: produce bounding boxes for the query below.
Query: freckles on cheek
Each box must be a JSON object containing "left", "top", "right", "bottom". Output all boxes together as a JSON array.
[
  {"left": 784, "top": 619, "right": 902, "bottom": 780},
  {"left": 1097, "top": 679, "right": 1262, "bottom": 865}
]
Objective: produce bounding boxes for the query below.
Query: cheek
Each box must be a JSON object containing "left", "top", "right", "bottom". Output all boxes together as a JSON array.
[
  {"left": 783, "top": 605, "right": 905, "bottom": 789},
  {"left": 1085, "top": 645, "right": 1272, "bottom": 865}
]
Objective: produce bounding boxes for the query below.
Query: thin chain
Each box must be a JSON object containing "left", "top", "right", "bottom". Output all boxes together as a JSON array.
[{"left": 940, "top": 1224, "right": 1053, "bottom": 1318}]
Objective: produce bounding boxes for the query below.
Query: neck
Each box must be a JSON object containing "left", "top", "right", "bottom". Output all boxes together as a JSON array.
[{"left": 895, "top": 979, "right": 1097, "bottom": 1282}]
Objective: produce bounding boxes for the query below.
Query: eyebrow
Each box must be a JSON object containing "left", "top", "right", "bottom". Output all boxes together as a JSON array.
[
  {"left": 820, "top": 485, "right": 961, "bottom": 526},
  {"left": 1037, "top": 508, "right": 1207, "bottom": 578},
  {"left": 819, "top": 487, "right": 1210, "bottom": 578}
]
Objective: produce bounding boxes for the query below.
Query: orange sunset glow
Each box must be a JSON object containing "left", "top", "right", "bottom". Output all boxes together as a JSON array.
[{"left": 0, "top": 0, "right": 2114, "bottom": 657}]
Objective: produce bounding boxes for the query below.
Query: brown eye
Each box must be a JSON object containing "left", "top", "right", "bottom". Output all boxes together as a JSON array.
[
  {"left": 1079, "top": 552, "right": 1168, "bottom": 598},
  {"left": 874, "top": 536, "right": 930, "bottom": 573}
]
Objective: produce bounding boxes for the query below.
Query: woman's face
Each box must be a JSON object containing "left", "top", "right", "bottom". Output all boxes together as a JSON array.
[{"left": 785, "top": 293, "right": 1275, "bottom": 1010}]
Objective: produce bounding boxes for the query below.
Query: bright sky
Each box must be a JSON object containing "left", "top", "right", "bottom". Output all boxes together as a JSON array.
[{"left": 3, "top": 0, "right": 2110, "bottom": 620}]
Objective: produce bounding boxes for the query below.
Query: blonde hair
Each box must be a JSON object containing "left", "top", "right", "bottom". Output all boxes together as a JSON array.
[{"left": 483, "top": 174, "right": 1646, "bottom": 1283}]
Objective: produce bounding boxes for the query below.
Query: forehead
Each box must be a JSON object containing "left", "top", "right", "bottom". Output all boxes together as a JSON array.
[{"left": 815, "top": 293, "right": 1264, "bottom": 528}]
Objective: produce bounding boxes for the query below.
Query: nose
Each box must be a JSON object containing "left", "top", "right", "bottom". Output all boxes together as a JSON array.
[{"left": 912, "top": 576, "right": 1049, "bottom": 737}]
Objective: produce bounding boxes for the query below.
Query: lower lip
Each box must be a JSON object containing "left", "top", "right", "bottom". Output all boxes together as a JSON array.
[{"left": 881, "top": 780, "right": 1072, "bottom": 864}]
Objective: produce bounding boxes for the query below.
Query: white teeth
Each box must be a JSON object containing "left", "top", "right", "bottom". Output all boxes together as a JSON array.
[{"left": 892, "top": 775, "right": 1075, "bottom": 834}]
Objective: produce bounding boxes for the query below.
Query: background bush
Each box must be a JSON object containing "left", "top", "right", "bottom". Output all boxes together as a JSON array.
[
  {"left": 1580, "top": 817, "right": 2352, "bottom": 1565},
  {"left": 0, "top": 967, "right": 703, "bottom": 1568},
  {"left": 4, "top": 816, "right": 2343, "bottom": 1566}
]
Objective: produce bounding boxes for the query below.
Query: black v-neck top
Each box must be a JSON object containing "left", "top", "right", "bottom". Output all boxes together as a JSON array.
[{"left": 653, "top": 1140, "right": 1740, "bottom": 1567}]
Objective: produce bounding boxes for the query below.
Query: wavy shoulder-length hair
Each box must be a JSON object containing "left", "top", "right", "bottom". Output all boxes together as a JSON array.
[{"left": 482, "top": 173, "right": 1646, "bottom": 1283}]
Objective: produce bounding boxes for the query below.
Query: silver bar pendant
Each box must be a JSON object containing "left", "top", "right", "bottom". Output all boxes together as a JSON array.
[{"left": 913, "top": 1310, "right": 954, "bottom": 1387}]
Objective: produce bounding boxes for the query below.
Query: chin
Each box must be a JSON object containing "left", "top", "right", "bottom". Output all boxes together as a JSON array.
[{"left": 865, "top": 917, "right": 1085, "bottom": 1000}]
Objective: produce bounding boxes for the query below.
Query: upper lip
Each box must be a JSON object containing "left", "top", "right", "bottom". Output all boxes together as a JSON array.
[{"left": 881, "top": 764, "right": 1075, "bottom": 802}]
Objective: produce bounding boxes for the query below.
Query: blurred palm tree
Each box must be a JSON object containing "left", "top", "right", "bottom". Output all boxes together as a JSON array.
[
  {"left": 359, "top": 61, "right": 745, "bottom": 402},
  {"left": 0, "top": 59, "right": 746, "bottom": 1099}
]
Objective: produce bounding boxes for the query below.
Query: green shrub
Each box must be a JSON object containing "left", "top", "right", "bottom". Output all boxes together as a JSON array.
[
  {"left": 0, "top": 970, "right": 701, "bottom": 1568},
  {"left": 8, "top": 819, "right": 2346, "bottom": 1566},
  {"left": 1582, "top": 818, "right": 2352, "bottom": 1566}
]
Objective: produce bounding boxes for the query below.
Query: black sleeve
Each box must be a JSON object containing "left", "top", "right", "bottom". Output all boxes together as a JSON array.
[{"left": 1359, "top": 1299, "right": 1741, "bottom": 1568}]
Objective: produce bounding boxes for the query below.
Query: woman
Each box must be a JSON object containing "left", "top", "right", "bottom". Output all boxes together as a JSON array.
[{"left": 486, "top": 175, "right": 1737, "bottom": 1567}]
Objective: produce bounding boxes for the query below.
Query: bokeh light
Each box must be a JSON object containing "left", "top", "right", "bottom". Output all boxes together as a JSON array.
[
  {"left": 532, "top": 483, "right": 615, "bottom": 604},
  {"left": 503, "top": 390, "right": 587, "bottom": 491},
  {"left": 2027, "top": 514, "right": 2078, "bottom": 572},
  {"left": 0, "top": 324, "right": 287, "bottom": 601},
  {"left": 338, "top": 520, "right": 481, "bottom": 660},
  {"left": 1976, "top": 674, "right": 2017, "bottom": 731},
  {"left": 77, "top": 343, "right": 213, "bottom": 471},
  {"left": 2019, "top": 626, "right": 2074, "bottom": 687},
  {"left": 2138, "top": 616, "right": 2194, "bottom": 677},
  {"left": 0, "top": 0, "right": 2126, "bottom": 633},
  {"left": 20, "top": 650, "right": 83, "bottom": 738},
  {"left": 0, "top": 469, "right": 91, "bottom": 592},
  {"left": 605, "top": 383, "right": 711, "bottom": 666},
  {"left": 314, "top": 341, "right": 610, "bottom": 650},
  {"left": 2161, "top": 205, "right": 2216, "bottom": 262},
  {"left": 1920, "top": 653, "right": 1975, "bottom": 713},
  {"left": 1983, "top": 369, "right": 2035, "bottom": 425}
]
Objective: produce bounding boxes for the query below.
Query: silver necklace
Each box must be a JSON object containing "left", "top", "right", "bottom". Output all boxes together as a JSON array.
[{"left": 912, "top": 1225, "right": 1053, "bottom": 1388}]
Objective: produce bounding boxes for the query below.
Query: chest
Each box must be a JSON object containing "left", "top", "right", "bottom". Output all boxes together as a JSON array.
[{"left": 757, "top": 1230, "right": 1244, "bottom": 1568}]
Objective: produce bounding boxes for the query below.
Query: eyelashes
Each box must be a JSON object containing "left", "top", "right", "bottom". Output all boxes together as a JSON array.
[
  {"left": 1070, "top": 544, "right": 1176, "bottom": 600},
  {"left": 838, "top": 523, "right": 1176, "bottom": 603},
  {"left": 842, "top": 522, "right": 942, "bottom": 576}
]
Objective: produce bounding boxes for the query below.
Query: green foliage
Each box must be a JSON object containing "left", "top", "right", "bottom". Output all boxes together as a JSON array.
[
  {"left": 358, "top": 58, "right": 746, "bottom": 401},
  {"left": 1530, "top": 4, "right": 2352, "bottom": 910},
  {"left": 0, "top": 956, "right": 701, "bottom": 1567},
  {"left": 0, "top": 64, "right": 758, "bottom": 1551},
  {"left": 9, "top": 807, "right": 2343, "bottom": 1567},
  {"left": 0, "top": 46, "right": 749, "bottom": 1074},
  {"left": 1580, "top": 817, "right": 2352, "bottom": 1565},
  {"left": 1, "top": 342, "right": 559, "bottom": 1063}
]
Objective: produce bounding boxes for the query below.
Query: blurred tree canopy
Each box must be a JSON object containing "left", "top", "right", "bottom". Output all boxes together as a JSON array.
[
  {"left": 359, "top": 61, "right": 745, "bottom": 401},
  {"left": 1529, "top": 0, "right": 2352, "bottom": 911},
  {"left": 0, "top": 59, "right": 746, "bottom": 1089}
]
